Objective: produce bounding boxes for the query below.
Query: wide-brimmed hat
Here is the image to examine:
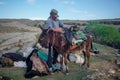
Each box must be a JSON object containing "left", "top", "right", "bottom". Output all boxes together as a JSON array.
[{"left": 50, "top": 9, "right": 59, "bottom": 17}]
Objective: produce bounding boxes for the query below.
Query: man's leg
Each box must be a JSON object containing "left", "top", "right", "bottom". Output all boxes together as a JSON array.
[
  {"left": 53, "top": 47, "right": 58, "bottom": 64},
  {"left": 47, "top": 44, "right": 52, "bottom": 68}
]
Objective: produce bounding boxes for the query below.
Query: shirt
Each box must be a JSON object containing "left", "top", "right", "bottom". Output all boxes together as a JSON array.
[{"left": 45, "top": 17, "right": 64, "bottom": 29}]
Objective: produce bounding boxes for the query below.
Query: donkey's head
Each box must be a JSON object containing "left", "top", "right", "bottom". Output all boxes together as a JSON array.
[{"left": 38, "top": 25, "right": 51, "bottom": 48}]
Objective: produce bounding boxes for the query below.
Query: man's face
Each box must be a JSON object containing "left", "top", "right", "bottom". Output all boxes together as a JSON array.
[{"left": 51, "top": 15, "right": 57, "bottom": 20}]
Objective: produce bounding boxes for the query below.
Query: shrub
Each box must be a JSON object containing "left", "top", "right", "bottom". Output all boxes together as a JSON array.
[{"left": 85, "top": 22, "right": 120, "bottom": 48}]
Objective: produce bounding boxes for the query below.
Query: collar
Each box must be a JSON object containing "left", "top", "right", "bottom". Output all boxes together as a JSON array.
[{"left": 49, "top": 16, "right": 58, "bottom": 21}]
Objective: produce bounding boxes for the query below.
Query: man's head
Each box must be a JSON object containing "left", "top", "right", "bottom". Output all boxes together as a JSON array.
[{"left": 50, "top": 9, "right": 59, "bottom": 20}]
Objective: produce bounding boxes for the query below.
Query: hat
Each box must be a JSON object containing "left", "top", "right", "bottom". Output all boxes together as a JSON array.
[{"left": 50, "top": 9, "right": 59, "bottom": 17}]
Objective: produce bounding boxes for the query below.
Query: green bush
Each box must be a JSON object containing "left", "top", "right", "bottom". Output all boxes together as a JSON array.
[{"left": 85, "top": 22, "right": 120, "bottom": 48}]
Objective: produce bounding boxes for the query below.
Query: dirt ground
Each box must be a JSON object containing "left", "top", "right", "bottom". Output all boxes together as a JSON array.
[{"left": 86, "top": 44, "right": 120, "bottom": 80}]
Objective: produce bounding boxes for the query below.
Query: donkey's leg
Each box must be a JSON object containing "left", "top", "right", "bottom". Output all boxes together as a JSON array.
[
  {"left": 86, "top": 50, "right": 90, "bottom": 67},
  {"left": 64, "top": 53, "right": 69, "bottom": 75},
  {"left": 82, "top": 50, "right": 86, "bottom": 66},
  {"left": 59, "top": 54, "right": 63, "bottom": 71},
  {"left": 86, "top": 35, "right": 92, "bottom": 67}
]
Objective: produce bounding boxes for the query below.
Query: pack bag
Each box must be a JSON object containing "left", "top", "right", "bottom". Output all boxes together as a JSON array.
[
  {"left": 0, "top": 57, "right": 14, "bottom": 67},
  {"left": 37, "top": 49, "right": 61, "bottom": 72},
  {"left": 72, "top": 30, "right": 87, "bottom": 40},
  {"left": 30, "top": 53, "right": 50, "bottom": 74},
  {"left": 25, "top": 49, "right": 50, "bottom": 78}
]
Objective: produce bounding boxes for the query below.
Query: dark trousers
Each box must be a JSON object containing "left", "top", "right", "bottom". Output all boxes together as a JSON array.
[
  {"left": 47, "top": 44, "right": 52, "bottom": 68},
  {"left": 47, "top": 44, "right": 59, "bottom": 68},
  {"left": 53, "top": 47, "right": 58, "bottom": 64}
]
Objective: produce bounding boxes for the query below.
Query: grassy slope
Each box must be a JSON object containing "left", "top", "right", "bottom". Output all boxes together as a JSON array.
[
  {"left": 0, "top": 26, "right": 30, "bottom": 33},
  {"left": 0, "top": 43, "right": 118, "bottom": 80}
]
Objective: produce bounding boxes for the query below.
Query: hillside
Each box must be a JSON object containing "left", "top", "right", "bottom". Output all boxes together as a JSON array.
[
  {"left": 0, "top": 18, "right": 120, "bottom": 80},
  {"left": 1, "top": 18, "right": 120, "bottom": 29},
  {"left": 0, "top": 19, "right": 42, "bottom": 54},
  {"left": 0, "top": 19, "right": 43, "bottom": 32}
]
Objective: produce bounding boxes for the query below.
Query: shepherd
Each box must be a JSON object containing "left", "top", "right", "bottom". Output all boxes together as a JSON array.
[{"left": 44, "top": 9, "right": 66, "bottom": 73}]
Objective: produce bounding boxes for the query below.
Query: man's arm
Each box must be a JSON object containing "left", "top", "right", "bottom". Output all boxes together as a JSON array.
[{"left": 59, "top": 20, "right": 65, "bottom": 28}]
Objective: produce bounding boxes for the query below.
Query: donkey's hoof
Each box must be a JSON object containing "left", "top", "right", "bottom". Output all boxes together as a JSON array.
[
  {"left": 81, "top": 64, "right": 85, "bottom": 68},
  {"left": 87, "top": 64, "right": 90, "bottom": 68}
]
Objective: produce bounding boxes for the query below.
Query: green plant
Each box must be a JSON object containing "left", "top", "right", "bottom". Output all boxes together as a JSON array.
[{"left": 85, "top": 22, "right": 120, "bottom": 48}]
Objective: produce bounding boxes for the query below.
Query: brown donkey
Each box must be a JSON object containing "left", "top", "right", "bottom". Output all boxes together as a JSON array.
[{"left": 38, "top": 26, "right": 92, "bottom": 74}]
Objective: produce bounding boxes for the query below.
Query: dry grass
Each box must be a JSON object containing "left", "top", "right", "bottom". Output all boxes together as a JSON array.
[{"left": 0, "top": 26, "right": 30, "bottom": 33}]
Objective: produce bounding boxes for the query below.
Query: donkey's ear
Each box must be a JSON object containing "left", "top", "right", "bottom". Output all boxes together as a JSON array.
[{"left": 38, "top": 24, "right": 43, "bottom": 30}]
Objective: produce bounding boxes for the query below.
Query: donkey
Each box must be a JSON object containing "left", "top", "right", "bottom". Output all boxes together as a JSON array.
[{"left": 38, "top": 26, "right": 92, "bottom": 74}]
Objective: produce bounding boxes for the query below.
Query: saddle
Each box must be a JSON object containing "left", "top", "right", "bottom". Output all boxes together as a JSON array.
[{"left": 52, "top": 28, "right": 86, "bottom": 47}]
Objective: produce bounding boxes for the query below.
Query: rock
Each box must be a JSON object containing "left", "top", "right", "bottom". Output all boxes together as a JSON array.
[
  {"left": 118, "top": 69, "right": 120, "bottom": 72},
  {"left": 108, "top": 69, "right": 116, "bottom": 74},
  {"left": 93, "top": 69, "right": 99, "bottom": 72},
  {"left": 116, "top": 60, "right": 120, "bottom": 65},
  {"left": 116, "top": 53, "right": 120, "bottom": 57},
  {"left": 90, "top": 52, "right": 95, "bottom": 56},
  {"left": 118, "top": 49, "right": 120, "bottom": 54},
  {"left": 74, "top": 54, "right": 84, "bottom": 63},
  {"left": 68, "top": 53, "right": 84, "bottom": 63},
  {"left": 115, "top": 58, "right": 120, "bottom": 68}
]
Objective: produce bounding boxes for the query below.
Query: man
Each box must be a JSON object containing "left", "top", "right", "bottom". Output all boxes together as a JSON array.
[
  {"left": 45, "top": 9, "right": 65, "bottom": 31},
  {"left": 45, "top": 9, "right": 72, "bottom": 44},
  {"left": 45, "top": 9, "right": 65, "bottom": 72}
]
